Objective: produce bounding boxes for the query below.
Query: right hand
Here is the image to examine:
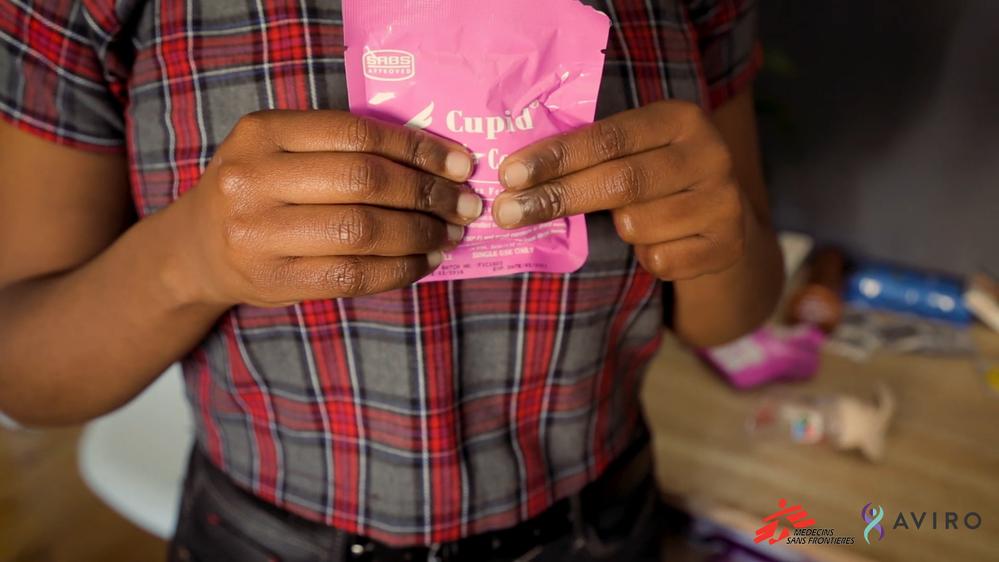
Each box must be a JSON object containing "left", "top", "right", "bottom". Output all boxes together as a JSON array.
[{"left": 175, "top": 110, "right": 483, "bottom": 308}]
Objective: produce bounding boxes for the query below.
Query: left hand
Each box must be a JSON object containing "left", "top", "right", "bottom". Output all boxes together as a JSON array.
[{"left": 494, "top": 100, "right": 747, "bottom": 281}]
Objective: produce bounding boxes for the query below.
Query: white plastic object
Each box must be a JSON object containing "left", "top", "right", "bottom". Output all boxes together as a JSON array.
[{"left": 78, "top": 364, "right": 193, "bottom": 539}]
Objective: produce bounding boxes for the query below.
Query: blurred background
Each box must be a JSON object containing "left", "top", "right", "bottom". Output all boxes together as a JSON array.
[
  {"left": 758, "top": 0, "right": 998, "bottom": 276},
  {"left": 2, "top": 2, "right": 997, "bottom": 562}
]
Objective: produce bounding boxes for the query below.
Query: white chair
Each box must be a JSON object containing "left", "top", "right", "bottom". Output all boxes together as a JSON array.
[{"left": 78, "top": 364, "right": 194, "bottom": 539}]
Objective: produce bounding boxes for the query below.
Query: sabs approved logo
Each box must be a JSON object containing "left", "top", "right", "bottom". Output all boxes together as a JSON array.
[{"left": 363, "top": 48, "right": 416, "bottom": 82}]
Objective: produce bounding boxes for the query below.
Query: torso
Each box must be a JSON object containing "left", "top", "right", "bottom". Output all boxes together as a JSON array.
[{"left": 110, "top": 0, "right": 708, "bottom": 546}]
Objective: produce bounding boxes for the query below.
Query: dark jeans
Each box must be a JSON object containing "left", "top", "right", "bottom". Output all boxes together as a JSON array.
[{"left": 168, "top": 446, "right": 664, "bottom": 562}]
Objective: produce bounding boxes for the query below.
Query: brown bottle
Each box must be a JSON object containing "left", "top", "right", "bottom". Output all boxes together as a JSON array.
[{"left": 787, "top": 248, "right": 846, "bottom": 332}]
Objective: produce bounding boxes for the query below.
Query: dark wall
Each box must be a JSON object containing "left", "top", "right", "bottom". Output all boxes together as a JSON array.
[{"left": 756, "top": 1, "right": 998, "bottom": 276}]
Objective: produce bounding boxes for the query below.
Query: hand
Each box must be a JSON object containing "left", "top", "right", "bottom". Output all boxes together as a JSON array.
[
  {"left": 176, "top": 110, "right": 483, "bottom": 307},
  {"left": 494, "top": 100, "right": 746, "bottom": 281}
]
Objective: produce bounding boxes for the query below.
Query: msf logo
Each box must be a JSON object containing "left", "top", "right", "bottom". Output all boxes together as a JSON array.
[
  {"left": 862, "top": 502, "right": 886, "bottom": 544},
  {"left": 755, "top": 499, "right": 817, "bottom": 545},
  {"left": 363, "top": 48, "right": 416, "bottom": 82}
]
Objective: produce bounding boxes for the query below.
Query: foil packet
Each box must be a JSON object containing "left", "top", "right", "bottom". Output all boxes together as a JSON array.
[{"left": 344, "top": 0, "right": 611, "bottom": 281}]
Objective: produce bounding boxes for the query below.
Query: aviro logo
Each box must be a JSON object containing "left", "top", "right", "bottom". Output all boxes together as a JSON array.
[
  {"left": 862, "top": 503, "right": 886, "bottom": 544},
  {"left": 363, "top": 48, "right": 416, "bottom": 82},
  {"left": 860, "top": 501, "right": 983, "bottom": 543}
]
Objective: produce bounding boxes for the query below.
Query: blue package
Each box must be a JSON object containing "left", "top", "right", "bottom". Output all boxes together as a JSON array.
[{"left": 846, "top": 264, "right": 971, "bottom": 324}]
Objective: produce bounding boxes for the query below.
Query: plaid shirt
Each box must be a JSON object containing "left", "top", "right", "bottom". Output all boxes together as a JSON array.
[{"left": 1, "top": 0, "right": 760, "bottom": 547}]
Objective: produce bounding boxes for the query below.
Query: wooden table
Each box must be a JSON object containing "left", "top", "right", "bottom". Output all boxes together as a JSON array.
[
  {"left": 641, "top": 327, "right": 999, "bottom": 562},
  {"left": 0, "top": 427, "right": 165, "bottom": 562}
]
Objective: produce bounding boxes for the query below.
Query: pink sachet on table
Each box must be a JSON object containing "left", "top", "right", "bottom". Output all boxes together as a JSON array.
[
  {"left": 700, "top": 325, "right": 827, "bottom": 390},
  {"left": 344, "top": 0, "right": 611, "bottom": 281}
]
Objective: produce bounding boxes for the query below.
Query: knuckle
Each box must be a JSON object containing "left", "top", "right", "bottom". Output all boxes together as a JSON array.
[
  {"left": 325, "top": 257, "right": 368, "bottom": 296},
  {"left": 591, "top": 120, "right": 630, "bottom": 160},
  {"left": 674, "top": 100, "right": 706, "bottom": 128},
  {"left": 227, "top": 231, "right": 281, "bottom": 292},
  {"left": 532, "top": 181, "right": 569, "bottom": 220},
  {"left": 216, "top": 162, "right": 255, "bottom": 198},
  {"left": 613, "top": 210, "right": 641, "bottom": 243},
  {"left": 232, "top": 111, "right": 270, "bottom": 139},
  {"left": 423, "top": 217, "right": 447, "bottom": 247},
  {"left": 730, "top": 228, "right": 747, "bottom": 259},
  {"left": 344, "top": 155, "right": 380, "bottom": 197},
  {"left": 718, "top": 202, "right": 747, "bottom": 259},
  {"left": 660, "top": 145, "right": 685, "bottom": 176},
  {"left": 343, "top": 117, "right": 377, "bottom": 151},
  {"left": 702, "top": 230, "right": 739, "bottom": 274},
  {"left": 642, "top": 244, "right": 693, "bottom": 281},
  {"left": 246, "top": 258, "right": 281, "bottom": 291},
  {"left": 221, "top": 217, "right": 257, "bottom": 250},
  {"left": 710, "top": 142, "right": 735, "bottom": 177},
  {"left": 701, "top": 232, "right": 723, "bottom": 257},
  {"left": 542, "top": 138, "right": 572, "bottom": 177},
  {"left": 407, "top": 132, "right": 440, "bottom": 170},
  {"left": 607, "top": 160, "right": 645, "bottom": 204},
  {"left": 719, "top": 184, "right": 744, "bottom": 221},
  {"left": 388, "top": 256, "right": 416, "bottom": 283},
  {"left": 330, "top": 207, "right": 376, "bottom": 250},
  {"left": 415, "top": 172, "right": 439, "bottom": 211},
  {"left": 648, "top": 247, "right": 671, "bottom": 278}
]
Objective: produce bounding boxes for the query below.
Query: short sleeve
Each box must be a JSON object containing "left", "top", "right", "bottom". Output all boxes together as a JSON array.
[
  {"left": 0, "top": 2, "right": 126, "bottom": 152},
  {"left": 685, "top": 0, "right": 763, "bottom": 110}
]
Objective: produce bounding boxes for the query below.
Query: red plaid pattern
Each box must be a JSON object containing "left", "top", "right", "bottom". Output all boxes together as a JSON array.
[{"left": 1, "top": 0, "right": 760, "bottom": 547}]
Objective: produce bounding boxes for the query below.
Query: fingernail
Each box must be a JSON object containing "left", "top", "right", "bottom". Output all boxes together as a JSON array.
[
  {"left": 503, "top": 162, "right": 530, "bottom": 189},
  {"left": 428, "top": 251, "right": 444, "bottom": 268},
  {"left": 496, "top": 200, "right": 524, "bottom": 227},
  {"left": 446, "top": 152, "right": 473, "bottom": 180},
  {"left": 447, "top": 224, "right": 465, "bottom": 243},
  {"left": 457, "top": 192, "right": 484, "bottom": 221}
]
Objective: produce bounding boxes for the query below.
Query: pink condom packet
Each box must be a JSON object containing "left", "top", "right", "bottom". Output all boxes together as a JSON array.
[{"left": 344, "top": 0, "right": 611, "bottom": 281}]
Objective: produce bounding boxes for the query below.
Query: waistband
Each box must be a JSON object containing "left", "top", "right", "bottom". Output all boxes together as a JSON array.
[{"left": 174, "top": 434, "right": 654, "bottom": 562}]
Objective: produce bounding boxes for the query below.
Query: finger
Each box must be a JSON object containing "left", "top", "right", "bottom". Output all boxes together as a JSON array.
[
  {"left": 635, "top": 234, "right": 743, "bottom": 281},
  {"left": 611, "top": 193, "right": 701, "bottom": 245},
  {"left": 232, "top": 110, "right": 475, "bottom": 181},
  {"left": 612, "top": 183, "right": 742, "bottom": 245},
  {"left": 252, "top": 152, "right": 483, "bottom": 224},
  {"left": 492, "top": 146, "right": 691, "bottom": 229},
  {"left": 275, "top": 254, "right": 442, "bottom": 301},
  {"left": 499, "top": 100, "right": 702, "bottom": 190},
  {"left": 258, "top": 205, "right": 462, "bottom": 257}
]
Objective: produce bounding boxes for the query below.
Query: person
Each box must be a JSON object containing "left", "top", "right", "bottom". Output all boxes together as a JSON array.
[{"left": 0, "top": 0, "right": 783, "bottom": 560}]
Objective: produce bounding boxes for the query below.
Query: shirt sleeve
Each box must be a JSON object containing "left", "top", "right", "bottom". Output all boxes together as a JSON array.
[
  {"left": 0, "top": 2, "right": 126, "bottom": 152},
  {"left": 685, "top": 0, "right": 763, "bottom": 110}
]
